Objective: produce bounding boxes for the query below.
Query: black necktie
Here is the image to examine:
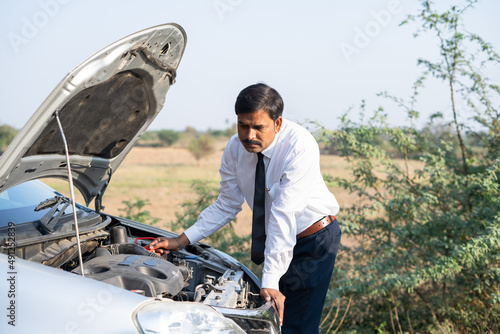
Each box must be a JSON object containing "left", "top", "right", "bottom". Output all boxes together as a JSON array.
[{"left": 251, "top": 152, "right": 266, "bottom": 265}]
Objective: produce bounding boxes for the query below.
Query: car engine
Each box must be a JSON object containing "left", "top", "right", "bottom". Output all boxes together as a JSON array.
[
  {"left": 7, "top": 212, "right": 262, "bottom": 310},
  {"left": 69, "top": 225, "right": 258, "bottom": 310}
]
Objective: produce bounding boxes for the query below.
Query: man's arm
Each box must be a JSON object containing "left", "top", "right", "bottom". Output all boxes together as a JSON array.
[
  {"left": 152, "top": 137, "right": 244, "bottom": 247},
  {"left": 183, "top": 139, "right": 245, "bottom": 243}
]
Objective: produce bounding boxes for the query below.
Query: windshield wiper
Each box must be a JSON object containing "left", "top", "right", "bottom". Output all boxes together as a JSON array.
[
  {"left": 35, "top": 195, "right": 63, "bottom": 211},
  {"left": 35, "top": 196, "right": 71, "bottom": 234}
]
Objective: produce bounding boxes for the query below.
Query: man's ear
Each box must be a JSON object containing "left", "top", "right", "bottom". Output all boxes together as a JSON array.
[{"left": 274, "top": 117, "right": 283, "bottom": 133}]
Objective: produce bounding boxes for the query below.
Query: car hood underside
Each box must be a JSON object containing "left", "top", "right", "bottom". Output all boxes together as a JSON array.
[{"left": 0, "top": 23, "right": 187, "bottom": 206}]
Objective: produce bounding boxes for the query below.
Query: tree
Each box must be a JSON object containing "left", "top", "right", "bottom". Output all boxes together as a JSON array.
[
  {"left": 318, "top": 1, "right": 500, "bottom": 333},
  {"left": 0, "top": 124, "right": 17, "bottom": 153},
  {"left": 188, "top": 134, "right": 215, "bottom": 162},
  {"left": 157, "top": 129, "right": 182, "bottom": 147}
]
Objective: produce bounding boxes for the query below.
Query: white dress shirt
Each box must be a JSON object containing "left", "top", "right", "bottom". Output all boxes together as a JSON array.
[{"left": 184, "top": 119, "right": 339, "bottom": 290}]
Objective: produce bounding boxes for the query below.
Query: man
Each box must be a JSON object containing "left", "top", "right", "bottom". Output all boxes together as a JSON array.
[{"left": 149, "top": 83, "right": 341, "bottom": 333}]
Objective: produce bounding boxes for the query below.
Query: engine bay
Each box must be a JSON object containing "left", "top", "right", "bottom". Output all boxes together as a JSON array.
[
  {"left": 0, "top": 193, "right": 280, "bottom": 333},
  {"left": 70, "top": 224, "right": 260, "bottom": 309},
  {"left": 6, "top": 212, "right": 263, "bottom": 310}
]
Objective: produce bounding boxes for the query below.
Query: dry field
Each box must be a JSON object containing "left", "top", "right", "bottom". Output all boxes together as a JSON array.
[
  {"left": 47, "top": 141, "right": 425, "bottom": 248},
  {"left": 107, "top": 145, "right": 355, "bottom": 236},
  {"left": 48, "top": 143, "right": 355, "bottom": 237}
]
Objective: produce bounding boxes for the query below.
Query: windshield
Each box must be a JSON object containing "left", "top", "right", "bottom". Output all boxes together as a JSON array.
[{"left": 0, "top": 180, "right": 74, "bottom": 227}]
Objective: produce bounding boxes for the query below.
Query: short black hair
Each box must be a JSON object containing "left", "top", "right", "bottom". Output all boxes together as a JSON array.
[{"left": 234, "top": 83, "right": 284, "bottom": 121}]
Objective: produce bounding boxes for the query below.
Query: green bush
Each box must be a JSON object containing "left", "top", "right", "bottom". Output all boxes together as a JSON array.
[
  {"left": 318, "top": 1, "right": 500, "bottom": 333},
  {"left": 138, "top": 130, "right": 182, "bottom": 147},
  {"left": 157, "top": 129, "right": 182, "bottom": 147},
  {"left": 188, "top": 134, "right": 215, "bottom": 162},
  {"left": 119, "top": 196, "right": 159, "bottom": 226}
]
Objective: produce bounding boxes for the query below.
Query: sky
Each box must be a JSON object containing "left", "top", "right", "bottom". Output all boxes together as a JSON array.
[{"left": 1, "top": 0, "right": 499, "bottom": 132}]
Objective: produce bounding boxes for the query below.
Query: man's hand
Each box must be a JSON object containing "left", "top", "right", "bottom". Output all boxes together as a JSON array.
[
  {"left": 148, "top": 234, "right": 189, "bottom": 255},
  {"left": 260, "top": 288, "right": 285, "bottom": 326}
]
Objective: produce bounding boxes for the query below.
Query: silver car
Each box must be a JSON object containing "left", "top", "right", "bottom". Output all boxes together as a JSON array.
[{"left": 0, "top": 23, "right": 279, "bottom": 334}]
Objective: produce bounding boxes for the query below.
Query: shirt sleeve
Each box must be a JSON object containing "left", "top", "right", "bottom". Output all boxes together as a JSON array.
[
  {"left": 261, "top": 136, "right": 321, "bottom": 290},
  {"left": 184, "top": 138, "right": 244, "bottom": 244}
]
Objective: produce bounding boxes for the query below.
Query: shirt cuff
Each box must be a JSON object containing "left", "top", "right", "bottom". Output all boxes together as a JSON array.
[
  {"left": 260, "top": 272, "right": 281, "bottom": 291},
  {"left": 184, "top": 225, "right": 204, "bottom": 245}
]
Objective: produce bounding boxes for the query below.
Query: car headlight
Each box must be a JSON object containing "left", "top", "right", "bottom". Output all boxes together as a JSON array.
[{"left": 134, "top": 301, "right": 246, "bottom": 334}]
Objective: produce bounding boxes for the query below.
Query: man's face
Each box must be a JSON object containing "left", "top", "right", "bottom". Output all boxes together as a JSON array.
[{"left": 237, "top": 109, "right": 282, "bottom": 153}]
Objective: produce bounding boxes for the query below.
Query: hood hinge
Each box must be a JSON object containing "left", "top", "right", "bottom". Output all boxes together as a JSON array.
[{"left": 94, "top": 170, "right": 112, "bottom": 213}]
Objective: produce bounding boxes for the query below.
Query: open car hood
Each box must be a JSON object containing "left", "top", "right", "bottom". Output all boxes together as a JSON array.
[{"left": 0, "top": 24, "right": 186, "bottom": 206}]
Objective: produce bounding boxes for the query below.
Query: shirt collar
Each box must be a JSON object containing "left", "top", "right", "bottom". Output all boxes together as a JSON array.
[{"left": 261, "top": 127, "right": 280, "bottom": 160}]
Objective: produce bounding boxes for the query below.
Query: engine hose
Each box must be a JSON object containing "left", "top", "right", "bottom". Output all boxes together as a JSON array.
[
  {"left": 109, "top": 243, "right": 163, "bottom": 259},
  {"left": 194, "top": 287, "right": 206, "bottom": 302}
]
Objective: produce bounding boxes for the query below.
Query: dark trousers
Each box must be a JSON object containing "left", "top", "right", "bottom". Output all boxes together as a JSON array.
[{"left": 279, "top": 218, "right": 341, "bottom": 334}]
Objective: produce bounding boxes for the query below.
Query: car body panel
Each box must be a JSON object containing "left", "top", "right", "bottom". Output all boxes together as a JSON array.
[{"left": 0, "top": 252, "right": 147, "bottom": 333}]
